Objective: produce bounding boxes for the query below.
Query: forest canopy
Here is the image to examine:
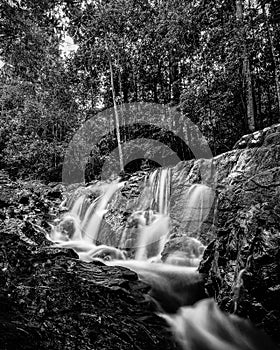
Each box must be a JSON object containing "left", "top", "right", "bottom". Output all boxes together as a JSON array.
[{"left": 1, "top": 0, "right": 279, "bottom": 182}]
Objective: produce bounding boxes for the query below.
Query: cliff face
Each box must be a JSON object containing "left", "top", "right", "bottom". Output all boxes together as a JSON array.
[
  {"left": 164, "top": 138, "right": 280, "bottom": 343},
  {"left": 199, "top": 145, "right": 280, "bottom": 344}
]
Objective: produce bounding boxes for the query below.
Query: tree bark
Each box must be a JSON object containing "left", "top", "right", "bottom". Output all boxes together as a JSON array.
[
  {"left": 108, "top": 53, "right": 124, "bottom": 173},
  {"left": 236, "top": 0, "right": 256, "bottom": 132},
  {"left": 262, "top": 4, "right": 280, "bottom": 116}
]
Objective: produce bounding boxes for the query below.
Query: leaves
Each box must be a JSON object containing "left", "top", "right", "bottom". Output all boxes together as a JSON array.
[{"left": 1, "top": 0, "right": 280, "bottom": 181}]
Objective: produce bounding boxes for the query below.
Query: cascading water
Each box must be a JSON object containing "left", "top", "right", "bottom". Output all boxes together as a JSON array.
[
  {"left": 49, "top": 181, "right": 123, "bottom": 244},
  {"left": 70, "top": 194, "right": 86, "bottom": 218},
  {"left": 179, "top": 183, "right": 215, "bottom": 236},
  {"left": 118, "top": 168, "right": 172, "bottom": 260},
  {"left": 46, "top": 169, "right": 278, "bottom": 350},
  {"left": 137, "top": 167, "right": 171, "bottom": 215},
  {"left": 81, "top": 182, "right": 122, "bottom": 242},
  {"left": 47, "top": 167, "right": 217, "bottom": 319},
  {"left": 49, "top": 167, "right": 214, "bottom": 264},
  {"left": 134, "top": 213, "right": 169, "bottom": 261}
]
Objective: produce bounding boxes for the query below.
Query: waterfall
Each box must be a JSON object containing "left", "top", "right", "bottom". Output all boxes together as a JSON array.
[
  {"left": 138, "top": 167, "right": 171, "bottom": 214},
  {"left": 80, "top": 196, "right": 100, "bottom": 235},
  {"left": 70, "top": 194, "right": 88, "bottom": 220},
  {"left": 179, "top": 184, "right": 215, "bottom": 236},
  {"left": 49, "top": 181, "right": 123, "bottom": 245},
  {"left": 134, "top": 213, "right": 169, "bottom": 261},
  {"left": 133, "top": 183, "right": 214, "bottom": 261},
  {"left": 119, "top": 168, "right": 172, "bottom": 258},
  {"left": 49, "top": 167, "right": 214, "bottom": 264},
  {"left": 46, "top": 169, "right": 279, "bottom": 350},
  {"left": 81, "top": 182, "right": 122, "bottom": 242}
]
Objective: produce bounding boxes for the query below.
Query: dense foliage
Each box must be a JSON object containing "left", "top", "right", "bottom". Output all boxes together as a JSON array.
[
  {"left": 0, "top": 0, "right": 81, "bottom": 180},
  {"left": 0, "top": 0, "right": 280, "bottom": 181}
]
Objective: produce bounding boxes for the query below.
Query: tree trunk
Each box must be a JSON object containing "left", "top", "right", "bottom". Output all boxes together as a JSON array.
[
  {"left": 256, "top": 75, "right": 262, "bottom": 129},
  {"left": 236, "top": 0, "right": 256, "bottom": 132},
  {"left": 170, "top": 57, "right": 180, "bottom": 106},
  {"left": 108, "top": 54, "right": 124, "bottom": 173},
  {"left": 262, "top": 4, "right": 280, "bottom": 117},
  {"left": 244, "top": 55, "right": 255, "bottom": 131}
]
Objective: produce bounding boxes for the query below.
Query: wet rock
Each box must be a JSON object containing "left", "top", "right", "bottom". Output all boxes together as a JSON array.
[
  {"left": 233, "top": 123, "right": 280, "bottom": 149},
  {"left": 161, "top": 235, "right": 205, "bottom": 267},
  {"left": 0, "top": 183, "right": 178, "bottom": 350},
  {"left": 263, "top": 132, "right": 280, "bottom": 147},
  {"left": 5, "top": 124, "right": 279, "bottom": 348},
  {"left": 199, "top": 145, "right": 280, "bottom": 346},
  {"left": 101, "top": 125, "right": 280, "bottom": 346}
]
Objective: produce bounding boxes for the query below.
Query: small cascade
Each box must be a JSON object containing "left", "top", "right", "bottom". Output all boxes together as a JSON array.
[
  {"left": 70, "top": 194, "right": 87, "bottom": 220},
  {"left": 80, "top": 196, "right": 100, "bottom": 233},
  {"left": 49, "top": 166, "right": 214, "bottom": 267},
  {"left": 118, "top": 168, "right": 171, "bottom": 256},
  {"left": 179, "top": 184, "right": 215, "bottom": 236},
  {"left": 81, "top": 182, "right": 122, "bottom": 242},
  {"left": 49, "top": 181, "right": 123, "bottom": 245},
  {"left": 134, "top": 213, "right": 169, "bottom": 261},
  {"left": 139, "top": 167, "right": 171, "bottom": 214},
  {"left": 153, "top": 168, "right": 171, "bottom": 214}
]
